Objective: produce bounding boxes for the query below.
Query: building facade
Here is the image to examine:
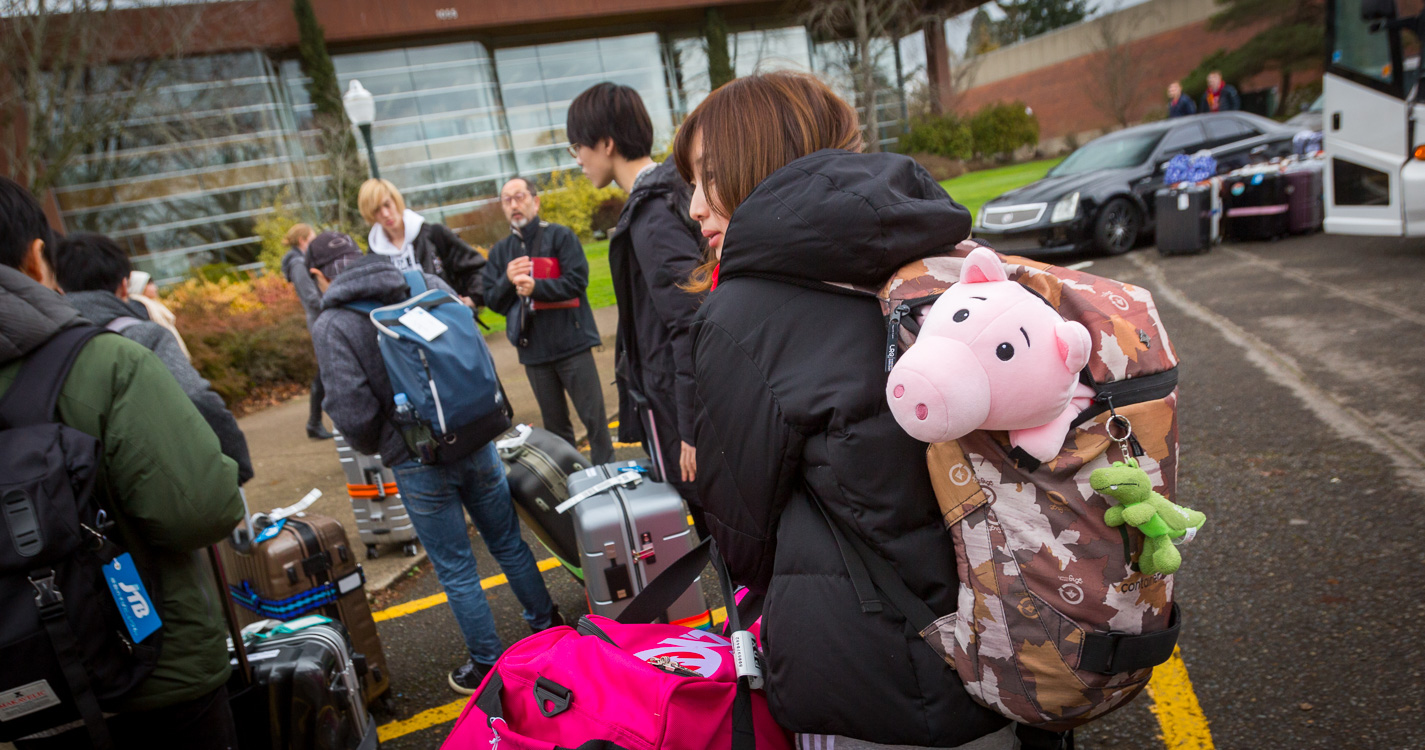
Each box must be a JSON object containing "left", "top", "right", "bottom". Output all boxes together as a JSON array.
[{"left": 33, "top": 0, "right": 944, "bottom": 282}]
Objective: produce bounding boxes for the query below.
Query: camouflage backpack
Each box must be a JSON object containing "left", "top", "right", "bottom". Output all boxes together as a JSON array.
[{"left": 834, "top": 239, "right": 1185, "bottom": 731}]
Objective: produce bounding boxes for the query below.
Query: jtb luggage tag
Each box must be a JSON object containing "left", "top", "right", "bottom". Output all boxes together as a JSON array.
[
  {"left": 103, "top": 553, "right": 161, "bottom": 643},
  {"left": 399, "top": 306, "right": 448, "bottom": 341}
]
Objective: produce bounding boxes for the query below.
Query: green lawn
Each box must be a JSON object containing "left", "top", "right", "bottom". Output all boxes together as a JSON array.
[
  {"left": 939, "top": 157, "right": 1065, "bottom": 225},
  {"left": 481, "top": 239, "right": 612, "bottom": 335}
]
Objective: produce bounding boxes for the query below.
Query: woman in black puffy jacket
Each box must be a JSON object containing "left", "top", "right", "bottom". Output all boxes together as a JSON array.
[{"left": 673, "top": 72, "right": 1016, "bottom": 748}]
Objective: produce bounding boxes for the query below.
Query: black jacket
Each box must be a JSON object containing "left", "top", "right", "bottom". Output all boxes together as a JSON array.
[
  {"left": 692, "top": 150, "right": 1008, "bottom": 745},
  {"left": 610, "top": 160, "right": 704, "bottom": 445},
  {"left": 1201, "top": 83, "right": 1241, "bottom": 113},
  {"left": 482, "top": 218, "right": 601, "bottom": 366},
  {"left": 1168, "top": 95, "right": 1197, "bottom": 118},
  {"left": 401, "top": 221, "right": 489, "bottom": 307}
]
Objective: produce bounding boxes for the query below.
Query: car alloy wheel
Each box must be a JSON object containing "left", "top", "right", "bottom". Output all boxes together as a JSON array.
[{"left": 1096, "top": 198, "right": 1140, "bottom": 256}]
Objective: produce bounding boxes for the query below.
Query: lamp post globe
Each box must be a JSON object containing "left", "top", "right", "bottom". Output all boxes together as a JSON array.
[{"left": 343, "top": 79, "right": 380, "bottom": 179}]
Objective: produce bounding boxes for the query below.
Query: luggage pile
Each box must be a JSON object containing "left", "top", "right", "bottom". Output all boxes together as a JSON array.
[
  {"left": 1154, "top": 152, "right": 1221, "bottom": 256},
  {"left": 1154, "top": 150, "right": 1324, "bottom": 253}
]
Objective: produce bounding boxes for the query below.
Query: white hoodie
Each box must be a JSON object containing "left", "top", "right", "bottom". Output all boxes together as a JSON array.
[{"left": 368, "top": 209, "right": 425, "bottom": 272}]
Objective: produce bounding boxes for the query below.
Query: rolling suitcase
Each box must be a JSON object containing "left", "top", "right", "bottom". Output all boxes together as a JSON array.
[
  {"left": 1284, "top": 160, "right": 1324, "bottom": 234},
  {"left": 496, "top": 424, "right": 590, "bottom": 580},
  {"left": 211, "top": 549, "right": 379, "bottom": 750},
  {"left": 1224, "top": 170, "right": 1290, "bottom": 241},
  {"left": 220, "top": 494, "right": 391, "bottom": 703},
  {"left": 1155, "top": 185, "right": 1212, "bottom": 255},
  {"left": 563, "top": 461, "right": 712, "bottom": 629},
  {"left": 333, "top": 429, "right": 420, "bottom": 559}
]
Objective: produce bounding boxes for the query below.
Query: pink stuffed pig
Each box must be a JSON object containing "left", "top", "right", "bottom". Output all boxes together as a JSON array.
[{"left": 886, "top": 248, "right": 1095, "bottom": 462}]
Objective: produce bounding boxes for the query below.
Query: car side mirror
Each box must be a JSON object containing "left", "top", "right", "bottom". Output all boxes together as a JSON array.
[{"left": 1362, "top": 0, "right": 1397, "bottom": 21}]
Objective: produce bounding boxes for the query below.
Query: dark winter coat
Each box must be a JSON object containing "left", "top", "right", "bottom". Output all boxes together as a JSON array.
[
  {"left": 609, "top": 160, "right": 704, "bottom": 446},
  {"left": 0, "top": 266, "right": 244, "bottom": 712},
  {"left": 482, "top": 217, "right": 601, "bottom": 366},
  {"left": 371, "top": 217, "right": 489, "bottom": 306},
  {"left": 65, "top": 290, "right": 254, "bottom": 485},
  {"left": 1202, "top": 83, "right": 1241, "bottom": 113},
  {"left": 282, "top": 247, "right": 323, "bottom": 329},
  {"left": 309, "top": 255, "right": 454, "bottom": 467},
  {"left": 691, "top": 150, "right": 1009, "bottom": 745},
  {"left": 1168, "top": 95, "right": 1197, "bottom": 118}
]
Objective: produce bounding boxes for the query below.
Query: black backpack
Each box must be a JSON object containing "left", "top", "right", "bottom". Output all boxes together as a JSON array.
[{"left": 0, "top": 326, "right": 162, "bottom": 749}]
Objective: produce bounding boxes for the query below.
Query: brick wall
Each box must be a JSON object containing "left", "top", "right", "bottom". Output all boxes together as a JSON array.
[{"left": 952, "top": 17, "right": 1322, "bottom": 142}]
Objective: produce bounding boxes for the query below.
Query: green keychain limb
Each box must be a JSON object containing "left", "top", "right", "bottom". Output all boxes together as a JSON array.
[{"left": 1089, "top": 460, "right": 1207, "bottom": 575}]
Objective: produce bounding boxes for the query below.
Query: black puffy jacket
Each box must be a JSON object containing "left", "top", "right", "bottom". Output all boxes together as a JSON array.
[{"left": 692, "top": 149, "right": 1009, "bottom": 746}]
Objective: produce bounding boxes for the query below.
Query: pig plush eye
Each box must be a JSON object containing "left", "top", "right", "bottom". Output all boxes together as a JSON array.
[
  {"left": 996, "top": 342, "right": 1015, "bottom": 361},
  {"left": 953, "top": 309, "right": 970, "bottom": 322}
]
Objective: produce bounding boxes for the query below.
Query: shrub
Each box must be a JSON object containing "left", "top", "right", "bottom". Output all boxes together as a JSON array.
[
  {"left": 970, "top": 101, "right": 1040, "bottom": 159},
  {"left": 538, "top": 170, "right": 626, "bottom": 242},
  {"left": 897, "top": 114, "right": 974, "bottom": 161},
  {"left": 907, "top": 153, "right": 968, "bottom": 182},
  {"left": 166, "top": 275, "right": 316, "bottom": 410},
  {"left": 448, "top": 201, "right": 511, "bottom": 249},
  {"left": 591, "top": 196, "right": 626, "bottom": 234}
]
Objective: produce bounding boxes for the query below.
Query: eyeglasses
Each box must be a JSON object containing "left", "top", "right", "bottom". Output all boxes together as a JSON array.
[
  {"left": 566, "top": 144, "right": 582, "bottom": 159},
  {"left": 501, "top": 192, "right": 531, "bottom": 205}
]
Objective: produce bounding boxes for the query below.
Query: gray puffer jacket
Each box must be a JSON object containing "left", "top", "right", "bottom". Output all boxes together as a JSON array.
[
  {"left": 310, "top": 255, "right": 453, "bottom": 467},
  {"left": 65, "top": 290, "right": 254, "bottom": 484}
]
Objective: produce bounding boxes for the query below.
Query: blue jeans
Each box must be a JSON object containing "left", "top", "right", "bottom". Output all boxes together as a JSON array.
[{"left": 392, "top": 442, "right": 554, "bottom": 664}]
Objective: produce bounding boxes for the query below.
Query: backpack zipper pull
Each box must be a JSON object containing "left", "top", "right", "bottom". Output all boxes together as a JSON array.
[{"left": 886, "top": 302, "right": 910, "bottom": 373}]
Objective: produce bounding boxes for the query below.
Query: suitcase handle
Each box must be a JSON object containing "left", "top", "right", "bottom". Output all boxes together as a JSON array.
[{"left": 208, "top": 545, "right": 251, "bottom": 684}]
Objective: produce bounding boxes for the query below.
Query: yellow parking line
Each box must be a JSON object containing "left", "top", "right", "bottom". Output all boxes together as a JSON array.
[
  {"left": 377, "top": 698, "right": 469, "bottom": 742},
  {"left": 1147, "top": 646, "right": 1214, "bottom": 749},
  {"left": 372, "top": 557, "right": 563, "bottom": 622}
]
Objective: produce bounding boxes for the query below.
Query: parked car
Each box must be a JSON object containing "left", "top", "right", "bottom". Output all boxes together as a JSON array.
[
  {"left": 973, "top": 112, "right": 1294, "bottom": 256},
  {"left": 1284, "top": 95, "right": 1324, "bottom": 133}
]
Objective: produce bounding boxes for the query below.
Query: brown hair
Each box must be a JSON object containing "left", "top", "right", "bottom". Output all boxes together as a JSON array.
[
  {"left": 673, "top": 72, "right": 862, "bottom": 292},
  {"left": 284, "top": 223, "right": 315, "bottom": 249}
]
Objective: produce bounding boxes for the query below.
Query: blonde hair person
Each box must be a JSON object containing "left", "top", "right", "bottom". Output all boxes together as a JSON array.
[
  {"left": 126, "top": 270, "right": 191, "bottom": 361},
  {"left": 285, "top": 223, "right": 316, "bottom": 251},
  {"left": 357, "top": 178, "right": 488, "bottom": 308}
]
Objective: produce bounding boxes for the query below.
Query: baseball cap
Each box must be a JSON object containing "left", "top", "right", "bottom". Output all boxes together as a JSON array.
[{"left": 305, "top": 231, "right": 363, "bottom": 279}]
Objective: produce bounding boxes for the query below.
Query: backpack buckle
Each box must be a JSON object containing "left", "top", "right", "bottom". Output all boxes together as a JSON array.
[{"left": 29, "top": 571, "right": 63, "bottom": 611}]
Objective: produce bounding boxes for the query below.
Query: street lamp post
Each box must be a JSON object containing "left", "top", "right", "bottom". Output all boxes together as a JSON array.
[{"left": 343, "top": 80, "right": 379, "bottom": 179}]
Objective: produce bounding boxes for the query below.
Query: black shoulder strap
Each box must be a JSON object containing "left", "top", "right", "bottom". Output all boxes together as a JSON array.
[
  {"left": 808, "top": 492, "right": 939, "bottom": 632},
  {"left": 0, "top": 325, "right": 106, "bottom": 429}
]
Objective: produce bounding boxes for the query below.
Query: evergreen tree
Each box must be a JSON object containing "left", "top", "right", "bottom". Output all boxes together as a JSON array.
[
  {"left": 999, "top": 0, "right": 1094, "bottom": 41},
  {"left": 294, "top": 0, "right": 363, "bottom": 229},
  {"left": 705, "top": 8, "right": 735, "bottom": 91},
  {"left": 968, "top": 7, "right": 1002, "bottom": 55},
  {"left": 1184, "top": 0, "right": 1323, "bottom": 115}
]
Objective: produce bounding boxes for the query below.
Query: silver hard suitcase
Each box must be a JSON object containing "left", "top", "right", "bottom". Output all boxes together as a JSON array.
[
  {"left": 563, "top": 460, "right": 711, "bottom": 628},
  {"left": 334, "top": 429, "right": 420, "bottom": 559}
]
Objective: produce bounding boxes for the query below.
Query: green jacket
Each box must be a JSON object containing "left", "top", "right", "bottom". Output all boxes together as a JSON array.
[{"left": 0, "top": 265, "right": 244, "bottom": 712}]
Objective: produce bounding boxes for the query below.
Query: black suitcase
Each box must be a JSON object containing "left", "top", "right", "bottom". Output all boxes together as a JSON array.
[
  {"left": 211, "top": 548, "right": 379, "bottom": 750},
  {"left": 1155, "top": 185, "right": 1213, "bottom": 255},
  {"left": 496, "top": 425, "right": 589, "bottom": 580},
  {"left": 1224, "top": 170, "right": 1290, "bottom": 241}
]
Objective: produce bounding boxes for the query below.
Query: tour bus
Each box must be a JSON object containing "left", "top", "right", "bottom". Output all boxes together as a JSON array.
[{"left": 1325, "top": 0, "right": 1425, "bottom": 235}]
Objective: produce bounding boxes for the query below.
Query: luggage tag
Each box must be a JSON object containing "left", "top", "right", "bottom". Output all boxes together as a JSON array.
[
  {"left": 253, "top": 517, "right": 287, "bottom": 544},
  {"left": 103, "top": 553, "right": 161, "bottom": 643},
  {"left": 399, "top": 306, "right": 448, "bottom": 342}
]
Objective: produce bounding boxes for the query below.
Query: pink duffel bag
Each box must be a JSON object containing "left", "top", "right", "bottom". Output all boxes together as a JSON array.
[{"left": 442, "top": 539, "right": 789, "bottom": 750}]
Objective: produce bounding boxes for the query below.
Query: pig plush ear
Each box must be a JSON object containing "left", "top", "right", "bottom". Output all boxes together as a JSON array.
[
  {"left": 1055, "top": 320, "right": 1092, "bottom": 373},
  {"left": 960, "top": 247, "right": 1008, "bottom": 284}
]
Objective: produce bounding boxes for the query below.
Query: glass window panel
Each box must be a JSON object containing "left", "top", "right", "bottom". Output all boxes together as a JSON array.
[
  {"left": 406, "top": 42, "right": 483, "bottom": 66},
  {"left": 336, "top": 49, "right": 411, "bottom": 75}
]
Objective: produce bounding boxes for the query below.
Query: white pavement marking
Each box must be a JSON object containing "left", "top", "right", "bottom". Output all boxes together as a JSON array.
[
  {"left": 1131, "top": 253, "right": 1425, "bottom": 494},
  {"left": 1221, "top": 247, "right": 1425, "bottom": 328}
]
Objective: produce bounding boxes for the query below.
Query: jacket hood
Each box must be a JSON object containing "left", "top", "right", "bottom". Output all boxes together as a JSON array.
[
  {"left": 629, "top": 160, "right": 684, "bottom": 200},
  {"left": 368, "top": 209, "right": 425, "bottom": 257},
  {"left": 0, "top": 265, "right": 84, "bottom": 365},
  {"left": 718, "top": 150, "right": 970, "bottom": 288},
  {"left": 64, "top": 290, "right": 141, "bottom": 327},
  {"left": 320, "top": 254, "right": 412, "bottom": 309}
]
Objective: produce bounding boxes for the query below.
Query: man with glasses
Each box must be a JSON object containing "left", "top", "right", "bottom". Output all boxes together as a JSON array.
[{"left": 481, "top": 177, "right": 614, "bottom": 464}]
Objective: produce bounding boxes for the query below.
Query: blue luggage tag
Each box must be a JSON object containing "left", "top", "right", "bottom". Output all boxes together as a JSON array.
[
  {"left": 253, "top": 517, "right": 287, "bottom": 544},
  {"left": 103, "top": 553, "right": 161, "bottom": 643}
]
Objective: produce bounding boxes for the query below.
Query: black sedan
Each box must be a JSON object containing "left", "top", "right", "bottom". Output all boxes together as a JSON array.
[{"left": 973, "top": 112, "right": 1294, "bottom": 257}]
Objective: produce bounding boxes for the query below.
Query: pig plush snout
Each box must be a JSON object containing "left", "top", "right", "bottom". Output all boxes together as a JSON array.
[{"left": 886, "top": 337, "right": 991, "bottom": 444}]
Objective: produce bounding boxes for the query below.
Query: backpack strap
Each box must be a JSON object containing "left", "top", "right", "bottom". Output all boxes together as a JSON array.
[
  {"left": 343, "top": 301, "right": 380, "bottom": 316},
  {"left": 403, "top": 269, "right": 427, "bottom": 295},
  {"left": 0, "top": 325, "right": 107, "bottom": 429}
]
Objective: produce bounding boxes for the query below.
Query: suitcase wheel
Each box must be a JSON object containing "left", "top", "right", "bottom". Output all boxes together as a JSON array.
[
  {"left": 366, "top": 545, "right": 380, "bottom": 560},
  {"left": 403, "top": 542, "right": 420, "bottom": 557}
]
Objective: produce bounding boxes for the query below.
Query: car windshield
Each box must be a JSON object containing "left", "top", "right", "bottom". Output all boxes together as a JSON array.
[{"left": 1048, "top": 131, "right": 1165, "bottom": 176}]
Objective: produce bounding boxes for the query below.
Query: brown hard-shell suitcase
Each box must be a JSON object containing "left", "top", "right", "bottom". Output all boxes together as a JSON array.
[{"left": 220, "top": 511, "right": 390, "bottom": 704}]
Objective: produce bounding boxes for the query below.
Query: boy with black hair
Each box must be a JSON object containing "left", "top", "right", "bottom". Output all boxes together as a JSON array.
[
  {"left": 0, "top": 178, "right": 245, "bottom": 748},
  {"left": 566, "top": 82, "right": 706, "bottom": 526},
  {"left": 52, "top": 232, "right": 254, "bottom": 485}
]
